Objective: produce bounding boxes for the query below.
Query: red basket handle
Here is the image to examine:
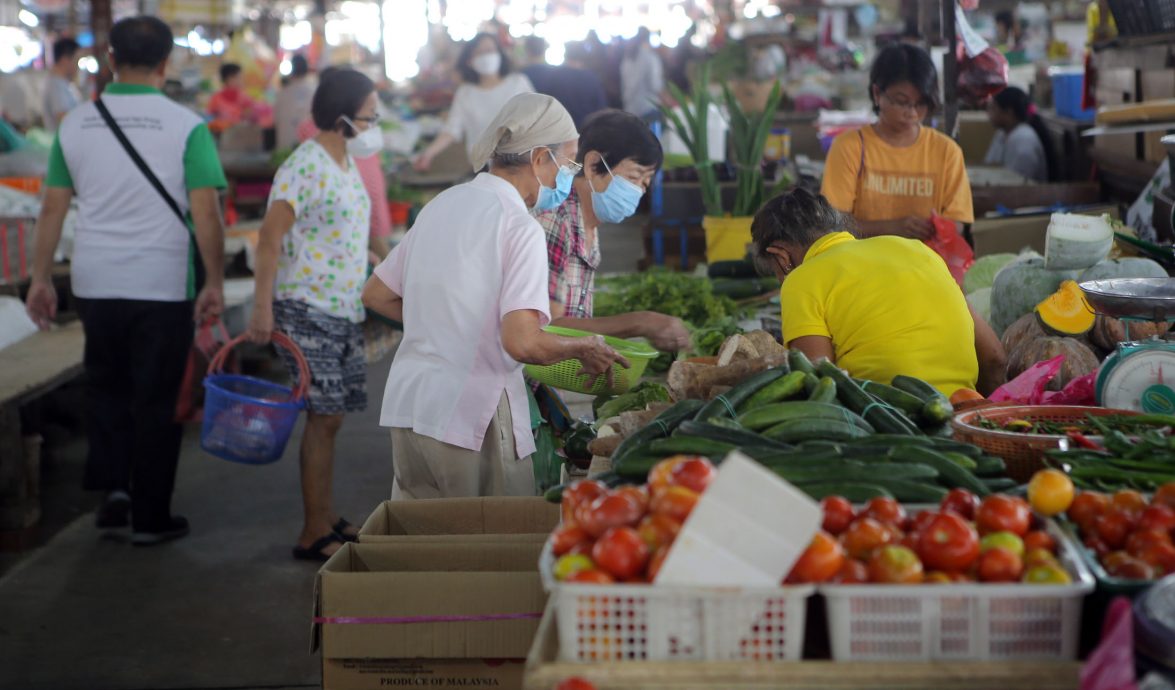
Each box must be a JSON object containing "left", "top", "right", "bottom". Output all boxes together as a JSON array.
[{"left": 207, "top": 331, "right": 310, "bottom": 402}]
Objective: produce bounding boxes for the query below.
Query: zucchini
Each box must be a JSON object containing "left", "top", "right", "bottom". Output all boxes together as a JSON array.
[
  {"left": 891, "top": 375, "right": 955, "bottom": 425},
  {"left": 799, "top": 482, "right": 895, "bottom": 501},
  {"left": 869, "top": 463, "right": 940, "bottom": 480},
  {"left": 611, "top": 399, "right": 705, "bottom": 466},
  {"left": 763, "top": 419, "right": 871, "bottom": 443},
  {"left": 802, "top": 373, "right": 821, "bottom": 396},
  {"left": 707, "top": 259, "right": 758, "bottom": 279},
  {"left": 737, "top": 401, "right": 874, "bottom": 432},
  {"left": 707, "top": 417, "right": 745, "bottom": 431},
  {"left": 927, "top": 439, "right": 983, "bottom": 457},
  {"left": 648, "top": 436, "right": 736, "bottom": 457},
  {"left": 889, "top": 446, "right": 990, "bottom": 496},
  {"left": 856, "top": 380, "right": 925, "bottom": 416},
  {"left": 674, "top": 420, "right": 791, "bottom": 450},
  {"left": 849, "top": 435, "right": 933, "bottom": 447},
  {"left": 974, "top": 455, "right": 1008, "bottom": 477},
  {"left": 693, "top": 368, "right": 786, "bottom": 422},
  {"left": 816, "top": 361, "right": 918, "bottom": 436},
  {"left": 870, "top": 479, "right": 949, "bottom": 502},
  {"left": 771, "top": 461, "right": 869, "bottom": 484},
  {"left": 797, "top": 440, "right": 844, "bottom": 452},
  {"left": 740, "top": 371, "right": 808, "bottom": 411},
  {"left": 754, "top": 449, "right": 845, "bottom": 466},
  {"left": 788, "top": 349, "right": 816, "bottom": 375},
  {"left": 614, "top": 450, "right": 670, "bottom": 478},
  {"left": 941, "top": 452, "right": 978, "bottom": 472},
  {"left": 889, "top": 375, "right": 938, "bottom": 402},
  {"left": 808, "top": 377, "right": 837, "bottom": 404},
  {"left": 982, "top": 477, "right": 1019, "bottom": 492}
]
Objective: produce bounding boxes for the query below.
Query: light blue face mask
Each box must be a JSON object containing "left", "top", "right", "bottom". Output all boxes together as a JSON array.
[
  {"left": 533, "top": 149, "right": 576, "bottom": 212},
  {"left": 589, "top": 155, "right": 644, "bottom": 224}
]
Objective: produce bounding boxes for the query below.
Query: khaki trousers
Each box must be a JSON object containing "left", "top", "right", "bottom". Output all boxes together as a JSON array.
[{"left": 390, "top": 393, "right": 536, "bottom": 499}]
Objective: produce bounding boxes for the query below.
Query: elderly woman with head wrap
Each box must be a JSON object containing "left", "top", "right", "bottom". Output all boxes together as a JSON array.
[{"left": 363, "top": 93, "right": 628, "bottom": 499}]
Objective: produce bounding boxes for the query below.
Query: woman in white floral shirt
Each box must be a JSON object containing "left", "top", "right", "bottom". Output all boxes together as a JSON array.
[{"left": 247, "top": 68, "right": 379, "bottom": 561}]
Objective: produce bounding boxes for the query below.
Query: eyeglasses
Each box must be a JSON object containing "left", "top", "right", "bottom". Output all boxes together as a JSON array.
[
  {"left": 352, "top": 114, "right": 381, "bottom": 125},
  {"left": 881, "top": 91, "right": 930, "bottom": 112},
  {"left": 558, "top": 156, "right": 584, "bottom": 175}
]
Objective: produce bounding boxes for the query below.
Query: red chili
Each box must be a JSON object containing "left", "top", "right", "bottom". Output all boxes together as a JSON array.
[{"left": 1066, "top": 431, "right": 1101, "bottom": 450}]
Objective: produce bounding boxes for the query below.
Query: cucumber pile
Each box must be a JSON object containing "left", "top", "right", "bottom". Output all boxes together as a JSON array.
[{"left": 545, "top": 352, "right": 1011, "bottom": 504}]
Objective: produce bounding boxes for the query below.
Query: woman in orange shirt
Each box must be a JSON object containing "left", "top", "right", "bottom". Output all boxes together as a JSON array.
[{"left": 821, "top": 44, "right": 974, "bottom": 240}]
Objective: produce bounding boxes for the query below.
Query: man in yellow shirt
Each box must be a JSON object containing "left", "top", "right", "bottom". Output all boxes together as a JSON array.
[{"left": 752, "top": 188, "right": 1006, "bottom": 396}]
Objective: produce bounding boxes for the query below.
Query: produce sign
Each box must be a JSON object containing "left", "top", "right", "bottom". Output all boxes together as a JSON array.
[{"left": 1064, "top": 484, "right": 1175, "bottom": 580}]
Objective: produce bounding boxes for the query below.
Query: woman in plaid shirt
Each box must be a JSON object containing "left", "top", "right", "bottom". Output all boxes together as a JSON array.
[{"left": 534, "top": 110, "right": 691, "bottom": 352}]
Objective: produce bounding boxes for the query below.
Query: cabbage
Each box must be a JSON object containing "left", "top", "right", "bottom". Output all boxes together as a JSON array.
[
  {"left": 963, "top": 253, "right": 1018, "bottom": 295},
  {"left": 966, "top": 287, "right": 992, "bottom": 324}
]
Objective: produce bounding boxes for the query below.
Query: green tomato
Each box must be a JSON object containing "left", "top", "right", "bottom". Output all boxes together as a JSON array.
[
  {"left": 1021, "top": 564, "right": 1071, "bottom": 585},
  {"left": 553, "top": 553, "right": 595, "bottom": 581},
  {"left": 979, "top": 531, "right": 1025, "bottom": 558}
]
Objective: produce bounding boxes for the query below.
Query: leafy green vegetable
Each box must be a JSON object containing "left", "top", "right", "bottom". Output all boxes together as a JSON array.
[
  {"left": 690, "top": 317, "right": 742, "bottom": 356},
  {"left": 595, "top": 269, "right": 744, "bottom": 326},
  {"left": 594, "top": 381, "right": 672, "bottom": 421}
]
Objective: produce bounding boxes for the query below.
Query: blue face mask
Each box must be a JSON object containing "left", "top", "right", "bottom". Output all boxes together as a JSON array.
[
  {"left": 533, "top": 150, "right": 575, "bottom": 212},
  {"left": 589, "top": 155, "right": 644, "bottom": 223}
]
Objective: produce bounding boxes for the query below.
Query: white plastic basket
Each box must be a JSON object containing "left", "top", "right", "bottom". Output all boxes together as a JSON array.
[
  {"left": 540, "top": 541, "right": 814, "bottom": 662},
  {"left": 817, "top": 517, "right": 1094, "bottom": 661}
]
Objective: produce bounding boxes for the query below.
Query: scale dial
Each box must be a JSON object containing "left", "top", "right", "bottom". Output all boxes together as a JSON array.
[{"left": 1098, "top": 347, "right": 1175, "bottom": 413}]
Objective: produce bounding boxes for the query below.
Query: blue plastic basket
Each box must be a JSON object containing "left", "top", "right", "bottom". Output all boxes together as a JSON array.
[
  {"left": 1051, "top": 68, "right": 1095, "bottom": 122},
  {"left": 200, "top": 332, "right": 307, "bottom": 465}
]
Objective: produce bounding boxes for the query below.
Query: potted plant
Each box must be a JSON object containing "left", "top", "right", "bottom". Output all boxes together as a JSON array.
[{"left": 659, "top": 61, "right": 783, "bottom": 263}]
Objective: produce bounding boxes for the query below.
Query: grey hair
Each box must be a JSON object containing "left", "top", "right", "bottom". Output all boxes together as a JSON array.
[
  {"left": 751, "top": 187, "right": 857, "bottom": 256},
  {"left": 489, "top": 143, "right": 563, "bottom": 170}
]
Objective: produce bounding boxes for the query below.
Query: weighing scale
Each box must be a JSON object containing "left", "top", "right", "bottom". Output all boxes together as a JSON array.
[{"left": 1081, "top": 278, "right": 1175, "bottom": 413}]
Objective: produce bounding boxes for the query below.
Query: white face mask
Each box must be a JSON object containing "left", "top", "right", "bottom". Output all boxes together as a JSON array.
[
  {"left": 341, "top": 116, "right": 383, "bottom": 158},
  {"left": 471, "top": 52, "right": 502, "bottom": 77}
]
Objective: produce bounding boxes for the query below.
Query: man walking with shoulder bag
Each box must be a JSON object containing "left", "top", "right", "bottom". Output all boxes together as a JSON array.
[{"left": 26, "top": 15, "right": 227, "bottom": 545}]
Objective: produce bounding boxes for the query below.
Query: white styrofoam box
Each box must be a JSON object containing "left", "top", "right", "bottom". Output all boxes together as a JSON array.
[
  {"left": 0, "top": 296, "right": 37, "bottom": 350},
  {"left": 655, "top": 452, "right": 822, "bottom": 588}
]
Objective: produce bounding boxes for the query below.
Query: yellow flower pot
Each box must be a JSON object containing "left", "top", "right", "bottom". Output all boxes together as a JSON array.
[{"left": 703, "top": 215, "right": 754, "bottom": 263}]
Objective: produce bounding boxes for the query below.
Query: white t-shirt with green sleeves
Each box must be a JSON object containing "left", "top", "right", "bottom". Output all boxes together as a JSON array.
[{"left": 269, "top": 139, "right": 371, "bottom": 323}]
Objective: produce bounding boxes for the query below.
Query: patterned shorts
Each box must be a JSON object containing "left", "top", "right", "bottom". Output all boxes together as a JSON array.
[{"left": 273, "top": 300, "right": 367, "bottom": 415}]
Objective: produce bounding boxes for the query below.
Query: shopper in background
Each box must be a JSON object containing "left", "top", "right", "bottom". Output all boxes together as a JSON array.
[
  {"left": 247, "top": 69, "right": 378, "bottom": 561},
  {"left": 535, "top": 109, "right": 688, "bottom": 350},
  {"left": 25, "top": 15, "right": 227, "bottom": 545},
  {"left": 364, "top": 93, "right": 628, "bottom": 499},
  {"left": 43, "top": 37, "right": 83, "bottom": 130},
  {"left": 620, "top": 27, "right": 665, "bottom": 121},
  {"left": 521, "top": 38, "right": 607, "bottom": 130},
  {"left": 274, "top": 54, "right": 316, "bottom": 152},
  {"left": 413, "top": 33, "right": 534, "bottom": 172},
  {"left": 984, "top": 86, "right": 1055, "bottom": 182},
  {"left": 821, "top": 43, "right": 973, "bottom": 240},
  {"left": 207, "top": 63, "right": 262, "bottom": 128}
]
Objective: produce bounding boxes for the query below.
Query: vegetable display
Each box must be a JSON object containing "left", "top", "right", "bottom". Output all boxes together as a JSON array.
[
  {"left": 1045, "top": 420, "right": 1175, "bottom": 492},
  {"left": 1064, "top": 483, "right": 1175, "bottom": 580},
  {"left": 974, "top": 412, "right": 1175, "bottom": 437}
]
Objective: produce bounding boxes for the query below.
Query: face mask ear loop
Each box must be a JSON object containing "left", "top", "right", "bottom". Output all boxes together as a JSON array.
[{"left": 588, "top": 153, "right": 613, "bottom": 195}]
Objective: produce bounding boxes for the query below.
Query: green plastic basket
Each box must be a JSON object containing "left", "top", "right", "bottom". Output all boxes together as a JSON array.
[{"left": 524, "top": 326, "right": 660, "bottom": 395}]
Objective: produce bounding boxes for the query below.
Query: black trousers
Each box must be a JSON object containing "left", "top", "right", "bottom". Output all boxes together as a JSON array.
[{"left": 75, "top": 297, "right": 193, "bottom": 531}]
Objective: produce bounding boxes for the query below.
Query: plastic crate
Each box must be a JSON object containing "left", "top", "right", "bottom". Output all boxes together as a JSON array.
[
  {"left": 540, "top": 542, "right": 813, "bottom": 662},
  {"left": 1050, "top": 68, "right": 1095, "bottom": 122},
  {"left": 818, "top": 518, "right": 1094, "bottom": 661}
]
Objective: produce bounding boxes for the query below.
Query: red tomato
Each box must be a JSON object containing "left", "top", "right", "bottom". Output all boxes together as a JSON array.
[
  {"left": 551, "top": 525, "right": 591, "bottom": 557},
  {"left": 648, "top": 456, "right": 692, "bottom": 495},
  {"left": 565, "top": 569, "right": 615, "bottom": 585},
  {"left": 786, "top": 531, "right": 845, "bottom": 584},
  {"left": 636, "top": 514, "right": 680, "bottom": 552},
  {"left": 940, "top": 489, "right": 980, "bottom": 521},
  {"left": 1154, "top": 482, "right": 1175, "bottom": 510},
  {"left": 1102, "top": 550, "right": 1134, "bottom": 572},
  {"left": 650, "top": 485, "right": 699, "bottom": 522},
  {"left": 1125, "top": 529, "right": 1172, "bottom": 557},
  {"left": 1023, "top": 530, "right": 1057, "bottom": 554},
  {"left": 832, "top": 559, "right": 869, "bottom": 584},
  {"left": 1068, "top": 492, "right": 1110, "bottom": 533},
  {"left": 591, "top": 527, "right": 649, "bottom": 580},
  {"left": 647, "top": 546, "right": 670, "bottom": 582},
  {"left": 1095, "top": 509, "right": 1135, "bottom": 550},
  {"left": 976, "top": 495, "right": 1032, "bottom": 536},
  {"left": 1111, "top": 489, "right": 1148, "bottom": 518},
  {"left": 923, "top": 571, "right": 954, "bottom": 584},
  {"left": 568, "top": 541, "right": 594, "bottom": 557},
  {"left": 561, "top": 480, "right": 608, "bottom": 526},
  {"left": 556, "top": 677, "right": 598, "bottom": 690},
  {"left": 867, "top": 545, "right": 924, "bottom": 584},
  {"left": 578, "top": 492, "right": 645, "bottom": 538},
  {"left": 1138, "top": 542, "right": 1175, "bottom": 575},
  {"left": 613, "top": 485, "right": 650, "bottom": 514},
  {"left": 821, "top": 496, "right": 855, "bottom": 535},
  {"left": 977, "top": 547, "right": 1024, "bottom": 582},
  {"left": 1084, "top": 533, "right": 1112, "bottom": 559},
  {"left": 841, "top": 517, "right": 896, "bottom": 561},
  {"left": 918, "top": 512, "right": 981, "bottom": 573},
  {"left": 861, "top": 497, "right": 906, "bottom": 528},
  {"left": 1137, "top": 504, "right": 1175, "bottom": 534},
  {"left": 906, "top": 510, "right": 938, "bottom": 536},
  {"left": 1105, "top": 554, "right": 1155, "bottom": 580},
  {"left": 668, "top": 457, "right": 717, "bottom": 494}
]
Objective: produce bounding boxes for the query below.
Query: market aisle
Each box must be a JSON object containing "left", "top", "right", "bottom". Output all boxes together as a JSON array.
[{"left": 0, "top": 356, "right": 396, "bottom": 690}]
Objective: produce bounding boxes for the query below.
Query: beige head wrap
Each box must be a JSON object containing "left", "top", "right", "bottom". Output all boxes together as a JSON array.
[{"left": 469, "top": 93, "right": 578, "bottom": 172}]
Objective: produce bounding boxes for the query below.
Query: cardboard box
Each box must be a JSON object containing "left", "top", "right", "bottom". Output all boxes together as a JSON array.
[
  {"left": 315, "top": 542, "right": 547, "bottom": 690},
  {"left": 358, "top": 497, "right": 558, "bottom": 543},
  {"left": 970, "top": 205, "right": 1118, "bottom": 258}
]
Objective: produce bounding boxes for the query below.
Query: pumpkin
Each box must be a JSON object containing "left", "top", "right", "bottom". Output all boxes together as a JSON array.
[
  {"left": 1035, "top": 280, "right": 1096, "bottom": 336},
  {"left": 1079, "top": 257, "right": 1169, "bottom": 283},
  {"left": 1006, "top": 337, "right": 1101, "bottom": 391},
  {"left": 1001, "top": 312, "right": 1050, "bottom": 356},
  {"left": 990, "top": 257, "right": 1079, "bottom": 336},
  {"left": 1090, "top": 317, "right": 1170, "bottom": 351}
]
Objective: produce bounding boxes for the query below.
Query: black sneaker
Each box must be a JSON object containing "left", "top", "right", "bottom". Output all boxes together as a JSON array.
[
  {"left": 95, "top": 491, "right": 131, "bottom": 529},
  {"left": 131, "top": 516, "right": 190, "bottom": 546}
]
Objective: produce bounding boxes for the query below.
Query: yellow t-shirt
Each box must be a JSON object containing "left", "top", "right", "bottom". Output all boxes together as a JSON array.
[
  {"left": 820, "top": 126, "right": 975, "bottom": 224},
  {"left": 779, "top": 232, "right": 978, "bottom": 396}
]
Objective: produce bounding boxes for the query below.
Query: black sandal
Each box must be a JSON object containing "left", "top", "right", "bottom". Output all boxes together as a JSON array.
[
  {"left": 332, "top": 518, "right": 359, "bottom": 542},
  {"left": 292, "top": 532, "right": 345, "bottom": 561}
]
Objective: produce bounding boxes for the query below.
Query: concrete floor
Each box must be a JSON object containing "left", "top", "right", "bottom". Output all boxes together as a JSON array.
[{"left": 0, "top": 221, "right": 645, "bottom": 690}]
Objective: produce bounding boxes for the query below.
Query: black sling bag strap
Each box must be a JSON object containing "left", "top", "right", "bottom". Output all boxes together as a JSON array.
[{"left": 93, "top": 97, "right": 205, "bottom": 295}]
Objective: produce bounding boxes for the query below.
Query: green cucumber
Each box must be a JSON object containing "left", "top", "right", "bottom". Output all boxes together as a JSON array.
[
  {"left": 849, "top": 435, "right": 934, "bottom": 447},
  {"left": 891, "top": 375, "right": 955, "bottom": 425},
  {"left": 693, "top": 368, "right": 786, "bottom": 422},
  {"left": 816, "top": 361, "right": 917, "bottom": 436},
  {"left": 754, "top": 449, "right": 845, "bottom": 466},
  {"left": 763, "top": 419, "right": 871, "bottom": 443},
  {"left": 648, "top": 436, "right": 736, "bottom": 457},
  {"left": 737, "top": 401, "right": 874, "bottom": 432},
  {"left": 869, "top": 463, "right": 940, "bottom": 480},
  {"left": 771, "top": 461, "right": 868, "bottom": 483},
  {"left": 889, "top": 446, "right": 990, "bottom": 496},
  {"left": 808, "top": 377, "right": 837, "bottom": 404},
  {"left": 741, "top": 371, "right": 808, "bottom": 411},
  {"left": 802, "top": 373, "right": 821, "bottom": 395},
  {"left": 707, "top": 417, "right": 745, "bottom": 431},
  {"left": 799, "top": 482, "right": 895, "bottom": 501},
  {"left": 982, "top": 477, "right": 1019, "bottom": 492},
  {"left": 869, "top": 479, "right": 949, "bottom": 502},
  {"left": 674, "top": 420, "right": 791, "bottom": 450},
  {"left": 788, "top": 349, "right": 816, "bottom": 375},
  {"left": 613, "top": 451, "right": 669, "bottom": 478},
  {"left": 941, "top": 452, "right": 979, "bottom": 471},
  {"left": 856, "top": 380, "right": 925, "bottom": 416},
  {"left": 611, "top": 399, "right": 705, "bottom": 466},
  {"left": 975, "top": 455, "right": 1008, "bottom": 477},
  {"left": 797, "top": 440, "right": 845, "bottom": 452}
]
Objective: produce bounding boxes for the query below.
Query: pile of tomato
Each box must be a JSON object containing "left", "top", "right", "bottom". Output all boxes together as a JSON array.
[
  {"left": 548, "top": 456, "right": 716, "bottom": 584},
  {"left": 787, "top": 490, "right": 1073, "bottom": 585},
  {"left": 1067, "top": 483, "right": 1175, "bottom": 580}
]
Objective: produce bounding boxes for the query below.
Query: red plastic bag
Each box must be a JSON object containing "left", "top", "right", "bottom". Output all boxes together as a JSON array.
[
  {"left": 989, "top": 355, "right": 1063, "bottom": 404},
  {"left": 925, "top": 213, "right": 974, "bottom": 288},
  {"left": 957, "top": 47, "right": 1009, "bottom": 107},
  {"left": 1041, "top": 372, "right": 1098, "bottom": 406},
  {"left": 175, "top": 320, "right": 236, "bottom": 423},
  {"left": 1080, "top": 597, "right": 1137, "bottom": 690}
]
